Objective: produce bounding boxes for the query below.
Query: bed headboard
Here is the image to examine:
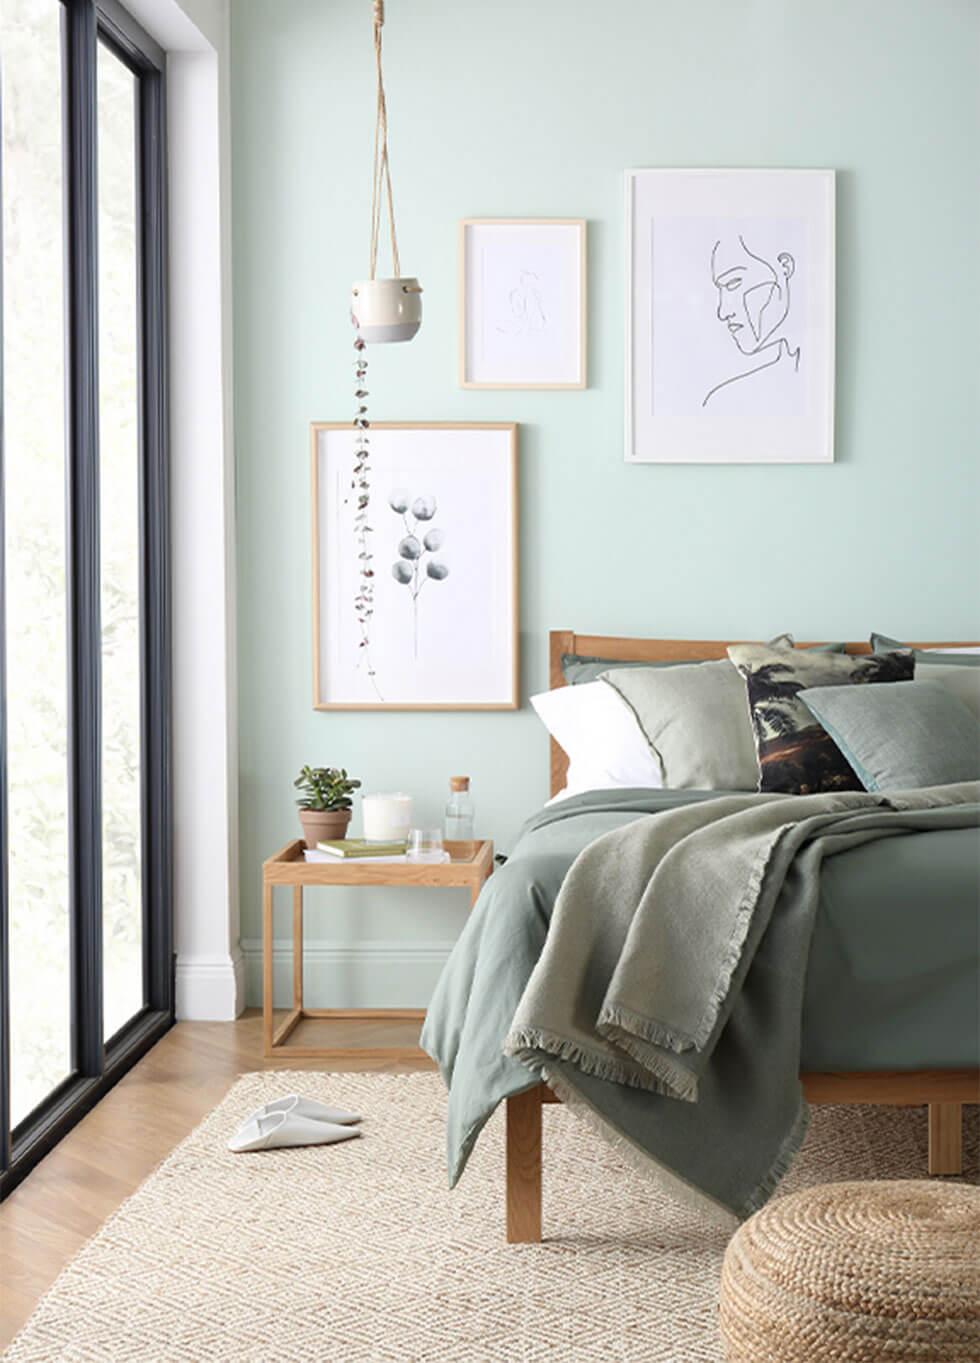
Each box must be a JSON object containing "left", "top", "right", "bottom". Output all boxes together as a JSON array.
[{"left": 547, "top": 629, "right": 979, "bottom": 798}]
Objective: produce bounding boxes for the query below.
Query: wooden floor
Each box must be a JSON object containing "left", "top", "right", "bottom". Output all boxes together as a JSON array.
[{"left": 0, "top": 1013, "right": 434, "bottom": 1350}]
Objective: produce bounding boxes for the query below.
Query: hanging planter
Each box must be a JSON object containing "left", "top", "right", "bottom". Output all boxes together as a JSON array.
[
  {"left": 351, "top": 277, "right": 422, "bottom": 343},
  {"left": 350, "top": 0, "right": 422, "bottom": 344}
]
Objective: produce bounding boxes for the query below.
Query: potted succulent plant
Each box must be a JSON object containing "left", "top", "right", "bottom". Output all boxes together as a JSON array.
[{"left": 293, "top": 765, "right": 361, "bottom": 849}]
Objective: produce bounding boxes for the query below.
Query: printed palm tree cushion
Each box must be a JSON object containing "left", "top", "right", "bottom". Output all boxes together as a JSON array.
[{"left": 727, "top": 643, "right": 914, "bottom": 794}]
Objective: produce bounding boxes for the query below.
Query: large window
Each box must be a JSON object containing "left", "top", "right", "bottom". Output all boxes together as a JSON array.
[{"left": 0, "top": 0, "right": 172, "bottom": 1197}]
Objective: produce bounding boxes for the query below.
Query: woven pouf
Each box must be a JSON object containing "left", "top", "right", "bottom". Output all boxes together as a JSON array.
[{"left": 719, "top": 1179, "right": 980, "bottom": 1362}]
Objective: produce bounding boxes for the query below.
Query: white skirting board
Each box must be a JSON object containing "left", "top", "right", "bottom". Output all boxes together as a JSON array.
[
  {"left": 239, "top": 938, "right": 456, "bottom": 1011},
  {"left": 176, "top": 948, "right": 246, "bottom": 1021}
]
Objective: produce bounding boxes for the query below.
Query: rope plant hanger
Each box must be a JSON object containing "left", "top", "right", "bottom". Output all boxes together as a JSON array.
[
  {"left": 350, "top": 0, "right": 421, "bottom": 344},
  {"left": 350, "top": 0, "right": 421, "bottom": 699}
]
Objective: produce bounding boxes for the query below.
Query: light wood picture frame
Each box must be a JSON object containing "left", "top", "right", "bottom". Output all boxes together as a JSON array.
[
  {"left": 459, "top": 218, "right": 587, "bottom": 389},
  {"left": 311, "top": 422, "right": 519, "bottom": 710}
]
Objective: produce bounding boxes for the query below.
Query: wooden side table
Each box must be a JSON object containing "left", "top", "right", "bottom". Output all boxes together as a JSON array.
[{"left": 261, "top": 838, "right": 494, "bottom": 1059}]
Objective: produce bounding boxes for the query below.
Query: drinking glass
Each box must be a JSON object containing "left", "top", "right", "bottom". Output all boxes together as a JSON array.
[{"left": 406, "top": 828, "right": 449, "bottom": 863}]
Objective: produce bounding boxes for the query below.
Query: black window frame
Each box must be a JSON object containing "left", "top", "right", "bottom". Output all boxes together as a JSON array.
[{"left": 0, "top": 0, "right": 173, "bottom": 1200}]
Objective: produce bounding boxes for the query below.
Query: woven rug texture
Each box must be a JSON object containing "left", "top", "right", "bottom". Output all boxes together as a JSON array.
[{"left": 4, "top": 1072, "right": 977, "bottom": 1362}]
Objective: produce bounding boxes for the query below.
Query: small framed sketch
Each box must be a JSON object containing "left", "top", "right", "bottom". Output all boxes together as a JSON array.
[
  {"left": 312, "top": 422, "right": 518, "bottom": 709},
  {"left": 459, "top": 218, "right": 586, "bottom": 389},
  {"left": 626, "top": 169, "right": 835, "bottom": 464}
]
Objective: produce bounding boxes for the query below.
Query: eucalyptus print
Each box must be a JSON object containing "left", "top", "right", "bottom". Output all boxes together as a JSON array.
[{"left": 389, "top": 489, "right": 449, "bottom": 657}]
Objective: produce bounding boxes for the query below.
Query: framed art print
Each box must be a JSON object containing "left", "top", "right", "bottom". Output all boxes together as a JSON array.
[
  {"left": 312, "top": 422, "right": 518, "bottom": 709},
  {"left": 459, "top": 218, "right": 586, "bottom": 389},
  {"left": 626, "top": 169, "right": 835, "bottom": 463}
]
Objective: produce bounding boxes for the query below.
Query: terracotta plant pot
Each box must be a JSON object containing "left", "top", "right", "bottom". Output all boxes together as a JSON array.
[{"left": 298, "top": 807, "right": 352, "bottom": 850}]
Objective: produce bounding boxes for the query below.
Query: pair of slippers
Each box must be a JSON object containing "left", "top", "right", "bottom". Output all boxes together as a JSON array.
[{"left": 228, "top": 1094, "right": 363, "bottom": 1153}]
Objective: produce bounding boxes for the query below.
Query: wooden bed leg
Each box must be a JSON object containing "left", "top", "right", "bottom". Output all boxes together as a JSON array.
[
  {"left": 928, "top": 1102, "right": 963, "bottom": 1175},
  {"left": 507, "top": 1086, "right": 543, "bottom": 1243}
]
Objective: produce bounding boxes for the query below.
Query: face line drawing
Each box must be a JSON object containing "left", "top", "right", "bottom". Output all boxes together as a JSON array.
[{"left": 703, "top": 234, "right": 800, "bottom": 408}]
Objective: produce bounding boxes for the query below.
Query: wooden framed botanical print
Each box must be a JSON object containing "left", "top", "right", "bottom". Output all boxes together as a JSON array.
[
  {"left": 312, "top": 422, "right": 519, "bottom": 710},
  {"left": 459, "top": 219, "right": 586, "bottom": 389},
  {"left": 626, "top": 169, "right": 835, "bottom": 463}
]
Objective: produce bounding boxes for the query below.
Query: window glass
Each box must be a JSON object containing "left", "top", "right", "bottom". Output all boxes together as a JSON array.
[
  {"left": 1, "top": 0, "right": 72, "bottom": 1125},
  {"left": 97, "top": 38, "right": 144, "bottom": 1040}
]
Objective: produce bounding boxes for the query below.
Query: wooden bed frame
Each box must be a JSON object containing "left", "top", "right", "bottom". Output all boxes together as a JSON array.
[{"left": 504, "top": 630, "right": 980, "bottom": 1242}]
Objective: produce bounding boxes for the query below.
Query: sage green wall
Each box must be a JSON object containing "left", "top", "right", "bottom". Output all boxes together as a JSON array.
[{"left": 232, "top": 0, "right": 980, "bottom": 1006}]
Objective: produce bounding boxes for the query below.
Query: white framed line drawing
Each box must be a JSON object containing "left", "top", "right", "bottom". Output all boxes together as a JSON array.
[
  {"left": 311, "top": 422, "right": 519, "bottom": 710},
  {"left": 459, "top": 218, "right": 587, "bottom": 390},
  {"left": 626, "top": 169, "right": 835, "bottom": 464}
]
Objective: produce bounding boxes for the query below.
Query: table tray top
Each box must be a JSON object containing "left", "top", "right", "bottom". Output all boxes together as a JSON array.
[{"left": 263, "top": 838, "right": 493, "bottom": 884}]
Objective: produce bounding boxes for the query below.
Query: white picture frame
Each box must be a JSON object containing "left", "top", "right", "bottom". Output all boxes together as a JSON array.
[
  {"left": 459, "top": 218, "right": 587, "bottom": 389},
  {"left": 312, "top": 422, "right": 519, "bottom": 710},
  {"left": 626, "top": 169, "right": 835, "bottom": 464}
]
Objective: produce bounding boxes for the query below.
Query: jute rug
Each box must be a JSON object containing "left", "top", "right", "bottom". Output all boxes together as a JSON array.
[{"left": 4, "top": 1073, "right": 977, "bottom": 1362}]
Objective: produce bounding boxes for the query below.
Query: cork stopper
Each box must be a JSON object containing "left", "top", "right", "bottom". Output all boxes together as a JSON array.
[{"left": 449, "top": 776, "right": 470, "bottom": 792}]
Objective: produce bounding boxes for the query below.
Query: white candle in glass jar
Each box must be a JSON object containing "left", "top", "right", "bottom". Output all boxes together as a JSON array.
[{"left": 361, "top": 792, "right": 413, "bottom": 842}]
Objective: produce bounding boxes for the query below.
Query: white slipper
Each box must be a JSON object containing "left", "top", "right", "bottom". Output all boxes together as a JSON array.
[
  {"left": 228, "top": 1111, "right": 362, "bottom": 1154},
  {"left": 241, "top": 1094, "right": 362, "bottom": 1126}
]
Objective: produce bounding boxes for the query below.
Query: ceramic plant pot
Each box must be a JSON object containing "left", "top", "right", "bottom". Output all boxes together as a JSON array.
[
  {"left": 350, "top": 277, "right": 423, "bottom": 343},
  {"left": 298, "top": 808, "right": 352, "bottom": 850}
]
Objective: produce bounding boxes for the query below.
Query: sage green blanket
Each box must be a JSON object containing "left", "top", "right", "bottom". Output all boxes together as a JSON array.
[{"left": 423, "top": 783, "right": 979, "bottom": 1223}]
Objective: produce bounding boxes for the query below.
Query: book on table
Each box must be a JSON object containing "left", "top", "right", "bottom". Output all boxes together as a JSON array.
[
  {"left": 303, "top": 849, "right": 410, "bottom": 864},
  {"left": 310, "top": 838, "right": 409, "bottom": 861}
]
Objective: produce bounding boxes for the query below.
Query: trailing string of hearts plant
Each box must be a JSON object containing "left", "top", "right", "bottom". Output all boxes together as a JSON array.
[{"left": 351, "top": 336, "right": 379, "bottom": 697}]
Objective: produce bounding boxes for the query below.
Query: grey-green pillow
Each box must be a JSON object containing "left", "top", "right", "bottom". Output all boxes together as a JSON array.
[
  {"left": 562, "top": 654, "right": 689, "bottom": 686},
  {"left": 600, "top": 659, "right": 761, "bottom": 790},
  {"left": 872, "top": 633, "right": 980, "bottom": 668},
  {"left": 912, "top": 663, "right": 980, "bottom": 718},
  {"left": 562, "top": 634, "right": 844, "bottom": 686},
  {"left": 799, "top": 681, "right": 980, "bottom": 791}
]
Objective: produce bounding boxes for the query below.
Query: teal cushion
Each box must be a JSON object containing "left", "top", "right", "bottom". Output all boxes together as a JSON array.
[
  {"left": 872, "top": 633, "right": 980, "bottom": 667},
  {"left": 798, "top": 681, "right": 980, "bottom": 791},
  {"left": 562, "top": 636, "right": 844, "bottom": 685}
]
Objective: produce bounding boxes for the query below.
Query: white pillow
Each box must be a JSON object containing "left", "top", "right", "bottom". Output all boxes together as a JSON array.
[
  {"left": 531, "top": 682, "right": 663, "bottom": 799},
  {"left": 925, "top": 646, "right": 980, "bottom": 655}
]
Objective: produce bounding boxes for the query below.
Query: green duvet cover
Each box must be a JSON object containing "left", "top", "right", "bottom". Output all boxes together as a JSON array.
[{"left": 421, "top": 786, "right": 979, "bottom": 1219}]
